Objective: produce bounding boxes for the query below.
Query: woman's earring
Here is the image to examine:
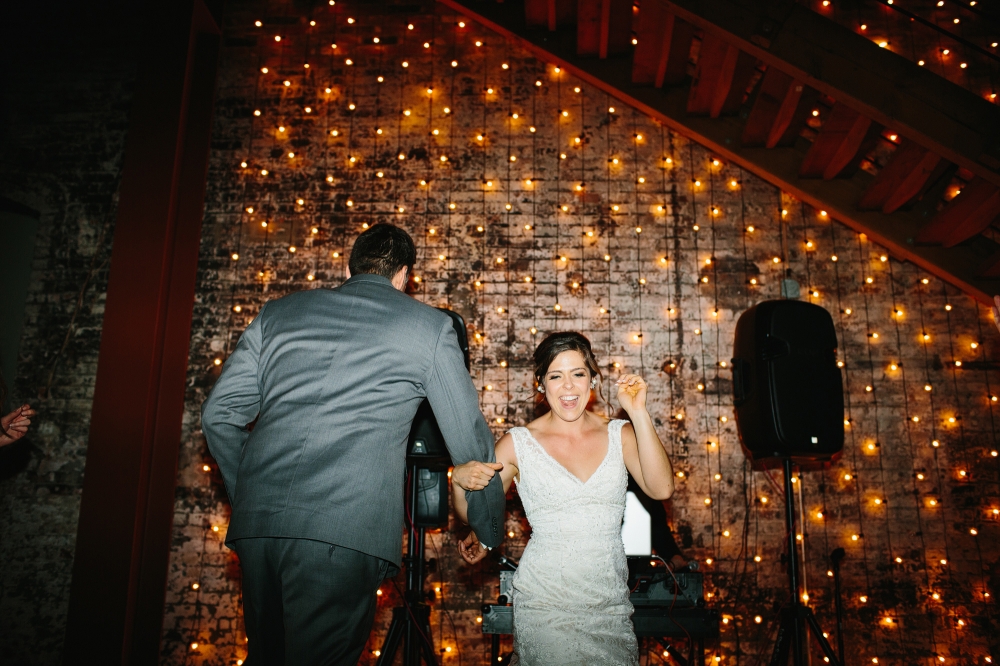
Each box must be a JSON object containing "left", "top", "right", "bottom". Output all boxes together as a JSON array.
[
  {"left": 537, "top": 386, "right": 545, "bottom": 394},
  {"left": 590, "top": 378, "right": 598, "bottom": 389}
]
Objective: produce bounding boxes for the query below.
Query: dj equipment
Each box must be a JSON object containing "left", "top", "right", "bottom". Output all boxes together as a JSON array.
[
  {"left": 732, "top": 300, "right": 844, "bottom": 468},
  {"left": 482, "top": 556, "right": 719, "bottom": 665},
  {"left": 377, "top": 309, "right": 469, "bottom": 666}
]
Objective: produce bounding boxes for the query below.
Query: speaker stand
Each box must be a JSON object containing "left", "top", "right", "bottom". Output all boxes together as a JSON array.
[
  {"left": 376, "top": 464, "right": 438, "bottom": 666},
  {"left": 768, "top": 459, "right": 842, "bottom": 666}
]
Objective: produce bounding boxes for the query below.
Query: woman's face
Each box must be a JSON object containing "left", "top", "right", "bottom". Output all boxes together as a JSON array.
[{"left": 543, "top": 350, "right": 592, "bottom": 422}]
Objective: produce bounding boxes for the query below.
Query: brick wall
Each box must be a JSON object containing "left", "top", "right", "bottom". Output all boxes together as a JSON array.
[{"left": 0, "top": 5, "right": 138, "bottom": 663}]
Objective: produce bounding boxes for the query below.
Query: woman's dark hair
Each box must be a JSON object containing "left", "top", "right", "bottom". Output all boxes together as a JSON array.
[
  {"left": 348, "top": 223, "right": 416, "bottom": 279},
  {"left": 533, "top": 331, "right": 602, "bottom": 387}
]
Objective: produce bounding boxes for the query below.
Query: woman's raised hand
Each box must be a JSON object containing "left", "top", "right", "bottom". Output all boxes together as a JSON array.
[
  {"left": 615, "top": 375, "right": 648, "bottom": 416},
  {"left": 451, "top": 461, "right": 504, "bottom": 491}
]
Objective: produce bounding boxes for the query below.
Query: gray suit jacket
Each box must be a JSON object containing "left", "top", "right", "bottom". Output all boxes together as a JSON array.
[{"left": 201, "top": 274, "right": 505, "bottom": 565}]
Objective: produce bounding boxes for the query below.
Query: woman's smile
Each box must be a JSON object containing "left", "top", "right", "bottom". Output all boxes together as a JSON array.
[{"left": 557, "top": 395, "right": 580, "bottom": 410}]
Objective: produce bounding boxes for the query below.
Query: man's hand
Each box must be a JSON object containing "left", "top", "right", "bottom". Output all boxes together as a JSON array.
[
  {"left": 0, "top": 404, "right": 35, "bottom": 447},
  {"left": 457, "top": 530, "right": 489, "bottom": 565},
  {"left": 452, "top": 461, "right": 503, "bottom": 491}
]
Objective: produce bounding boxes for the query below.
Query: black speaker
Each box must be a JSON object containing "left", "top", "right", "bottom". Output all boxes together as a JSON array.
[
  {"left": 732, "top": 300, "right": 844, "bottom": 469},
  {"left": 407, "top": 309, "right": 470, "bottom": 527}
]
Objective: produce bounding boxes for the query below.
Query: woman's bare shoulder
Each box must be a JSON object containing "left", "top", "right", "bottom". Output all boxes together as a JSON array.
[{"left": 495, "top": 432, "right": 519, "bottom": 470}]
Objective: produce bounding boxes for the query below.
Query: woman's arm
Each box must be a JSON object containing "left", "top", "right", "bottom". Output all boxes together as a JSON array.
[
  {"left": 451, "top": 433, "right": 518, "bottom": 523},
  {"left": 453, "top": 434, "right": 519, "bottom": 564},
  {"left": 616, "top": 375, "right": 675, "bottom": 500}
]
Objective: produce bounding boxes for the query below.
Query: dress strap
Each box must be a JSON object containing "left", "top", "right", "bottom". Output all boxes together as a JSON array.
[
  {"left": 608, "top": 419, "right": 627, "bottom": 450},
  {"left": 508, "top": 427, "right": 529, "bottom": 485}
]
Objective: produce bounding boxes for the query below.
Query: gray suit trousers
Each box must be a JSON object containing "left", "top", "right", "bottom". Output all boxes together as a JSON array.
[{"left": 234, "top": 537, "right": 391, "bottom": 666}]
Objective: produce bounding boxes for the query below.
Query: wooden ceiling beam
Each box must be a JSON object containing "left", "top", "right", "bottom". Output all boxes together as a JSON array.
[
  {"left": 917, "top": 178, "right": 1000, "bottom": 247},
  {"left": 687, "top": 34, "right": 755, "bottom": 117},
  {"left": 858, "top": 139, "right": 942, "bottom": 214},
  {"left": 524, "top": 0, "right": 575, "bottom": 30},
  {"left": 631, "top": 0, "right": 670, "bottom": 83},
  {"left": 577, "top": 0, "right": 630, "bottom": 57},
  {"left": 656, "top": 13, "right": 695, "bottom": 87},
  {"left": 799, "top": 103, "right": 879, "bottom": 180},
  {"left": 714, "top": 49, "right": 757, "bottom": 117},
  {"left": 742, "top": 67, "right": 797, "bottom": 146},
  {"left": 663, "top": 0, "right": 1000, "bottom": 188}
]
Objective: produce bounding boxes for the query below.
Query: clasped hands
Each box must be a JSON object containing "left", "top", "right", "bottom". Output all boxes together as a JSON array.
[{"left": 451, "top": 459, "right": 503, "bottom": 565}]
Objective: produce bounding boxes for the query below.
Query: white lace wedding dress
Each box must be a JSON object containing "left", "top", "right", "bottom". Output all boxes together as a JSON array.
[{"left": 508, "top": 419, "right": 639, "bottom": 665}]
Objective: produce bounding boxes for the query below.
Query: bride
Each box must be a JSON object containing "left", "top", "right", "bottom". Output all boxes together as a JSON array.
[{"left": 451, "top": 331, "right": 675, "bottom": 665}]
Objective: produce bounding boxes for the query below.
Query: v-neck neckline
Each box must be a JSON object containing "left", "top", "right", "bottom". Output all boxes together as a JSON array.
[{"left": 522, "top": 421, "right": 614, "bottom": 485}]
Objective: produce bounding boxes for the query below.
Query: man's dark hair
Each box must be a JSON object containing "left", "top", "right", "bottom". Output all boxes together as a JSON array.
[{"left": 348, "top": 223, "right": 416, "bottom": 279}]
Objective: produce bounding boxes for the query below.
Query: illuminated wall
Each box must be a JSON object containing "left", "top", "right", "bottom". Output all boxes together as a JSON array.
[{"left": 160, "top": 1, "right": 999, "bottom": 664}]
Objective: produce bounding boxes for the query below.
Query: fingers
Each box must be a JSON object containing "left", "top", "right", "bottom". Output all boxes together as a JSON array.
[
  {"left": 457, "top": 532, "right": 487, "bottom": 564},
  {"left": 459, "top": 546, "right": 486, "bottom": 565},
  {"left": 452, "top": 461, "right": 498, "bottom": 490},
  {"left": 615, "top": 374, "right": 647, "bottom": 398}
]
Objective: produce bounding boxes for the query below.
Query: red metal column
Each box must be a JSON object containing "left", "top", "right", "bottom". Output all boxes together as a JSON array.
[{"left": 63, "top": 2, "right": 220, "bottom": 664}]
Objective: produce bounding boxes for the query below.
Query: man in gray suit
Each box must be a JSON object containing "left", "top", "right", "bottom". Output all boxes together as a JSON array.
[{"left": 202, "top": 223, "right": 505, "bottom": 665}]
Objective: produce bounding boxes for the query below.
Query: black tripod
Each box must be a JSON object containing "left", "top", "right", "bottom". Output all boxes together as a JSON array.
[
  {"left": 376, "top": 463, "right": 438, "bottom": 666},
  {"left": 768, "top": 458, "right": 843, "bottom": 666}
]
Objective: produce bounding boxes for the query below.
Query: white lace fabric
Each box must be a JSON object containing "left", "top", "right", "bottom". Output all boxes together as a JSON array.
[{"left": 508, "top": 419, "right": 639, "bottom": 666}]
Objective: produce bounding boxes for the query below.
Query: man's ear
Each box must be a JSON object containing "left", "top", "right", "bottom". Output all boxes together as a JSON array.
[{"left": 391, "top": 266, "right": 408, "bottom": 290}]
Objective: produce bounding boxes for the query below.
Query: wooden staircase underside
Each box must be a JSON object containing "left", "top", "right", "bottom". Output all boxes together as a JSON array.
[{"left": 437, "top": 0, "right": 1000, "bottom": 304}]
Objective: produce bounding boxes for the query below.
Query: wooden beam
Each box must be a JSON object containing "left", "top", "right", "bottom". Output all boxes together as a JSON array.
[
  {"left": 687, "top": 33, "right": 756, "bottom": 117},
  {"left": 525, "top": 0, "right": 547, "bottom": 29},
  {"left": 525, "top": 0, "right": 575, "bottom": 30},
  {"left": 656, "top": 13, "right": 694, "bottom": 87},
  {"left": 858, "top": 139, "right": 942, "bottom": 213},
  {"left": 631, "top": 0, "right": 671, "bottom": 83},
  {"left": 917, "top": 178, "right": 1000, "bottom": 247},
  {"left": 742, "top": 67, "right": 796, "bottom": 146},
  {"left": 714, "top": 49, "right": 757, "bottom": 116},
  {"left": 662, "top": 0, "right": 1000, "bottom": 189},
  {"left": 687, "top": 33, "right": 731, "bottom": 114},
  {"left": 62, "top": 1, "right": 221, "bottom": 663},
  {"left": 577, "top": 0, "right": 629, "bottom": 57},
  {"left": 599, "top": 0, "right": 611, "bottom": 58},
  {"left": 577, "top": 0, "right": 600, "bottom": 55},
  {"left": 799, "top": 103, "right": 874, "bottom": 179},
  {"left": 437, "top": 0, "right": 999, "bottom": 303},
  {"left": 761, "top": 85, "right": 820, "bottom": 150}
]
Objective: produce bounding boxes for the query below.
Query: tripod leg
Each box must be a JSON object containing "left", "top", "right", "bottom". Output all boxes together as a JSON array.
[
  {"left": 492, "top": 635, "right": 500, "bottom": 664},
  {"left": 805, "top": 609, "right": 842, "bottom": 666},
  {"left": 418, "top": 615, "right": 438, "bottom": 665},
  {"left": 377, "top": 608, "right": 405, "bottom": 666},
  {"left": 769, "top": 612, "right": 793, "bottom": 666}
]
